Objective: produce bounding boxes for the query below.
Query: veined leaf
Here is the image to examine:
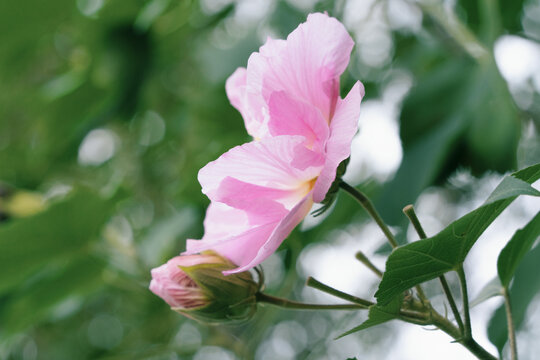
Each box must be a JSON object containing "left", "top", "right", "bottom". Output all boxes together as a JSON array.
[
  {"left": 375, "top": 163, "right": 540, "bottom": 305},
  {"left": 484, "top": 176, "right": 540, "bottom": 205},
  {"left": 497, "top": 212, "right": 540, "bottom": 287}
]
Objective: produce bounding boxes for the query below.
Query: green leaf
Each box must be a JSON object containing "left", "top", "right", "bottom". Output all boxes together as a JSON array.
[
  {"left": 375, "top": 163, "right": 540, "bottom": 305},
  {"left": 0, "top": 189, "right": 113, "bottom": 295},
  {"left": 470, "top": 277, "right": 502, "bottom": 308},
  {"left": 497, "top": 212, "right": 540, "bottom": 287},
  {"left": 488, "top": 239, "right": 540, "bottom": 353},
  {"left": 484, "top": 176, "right": 540, "bottom": 205},
  {"left": 336, "top": 296, "right": 402, "bottom": 338}
]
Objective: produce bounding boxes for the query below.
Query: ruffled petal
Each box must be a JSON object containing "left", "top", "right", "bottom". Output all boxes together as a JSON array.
[
  {"left": 247, "top": 13, "right": 354, "bottom": 122},
  {"left": 216, "top": 176, "right": 305, "bottom": 215},
  {"left": 185, "top": 221, "right": 278, "bottom": 269},
  {"left": 225, "top": 67, "right": 247, "bottom": 115},
  {"left": 223, "top": 192, "right": 314, "bottom": 274},
  {"left": 313, "top": 81, "right": 364, "bottom": 202},
  {"left": 268, "top": 90, "right": 329, "bottom": 152},
  {"left": 198, "top": 136, "right": 322, "bottom": 199}
]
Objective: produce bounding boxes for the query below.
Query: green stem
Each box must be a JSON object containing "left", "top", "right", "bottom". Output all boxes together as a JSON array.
[
  {"left": 355, "top": 251, "right": 383, "bottom": 278},
  {"left": 403, "top": 204, "right": 465, "bottom": 334},
  {"left": 256, "top": 292, "right": 366, "bottom": 311},
  {"left": 340, "top": 181, "right": 398, "bottom": 248},
  {"left": 306, "top": 277, "right": 373, "bottom": 308},
  {"left": 503, "top": 287, "right": 518, "bottom": 360},
  {"left": 439, "top": 275, "right": 465, "bottom": 335},
  {"left": 402, "top": 204, "right": 427, "bottom": 238},
  {"left": 457, "top": 266, "right": 472, "bottom": 339}
]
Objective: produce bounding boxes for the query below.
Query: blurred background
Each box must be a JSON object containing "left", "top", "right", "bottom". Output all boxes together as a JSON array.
[{"left": 0, "top": 0, "right": 539, "bottom": 359}]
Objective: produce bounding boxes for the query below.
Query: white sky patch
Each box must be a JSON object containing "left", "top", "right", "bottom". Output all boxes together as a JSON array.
[
  {"left": 494, "top": 35, "right": 540, "bottom": 90},
  {"left": 343, "top": 99, "right": 403, "bottom": 185},
  {"left": 298, "top": 223, "right": 387, "bottom": 304},
  {"left": 386, "top": 0, "right": 422, "bottom": 32}
]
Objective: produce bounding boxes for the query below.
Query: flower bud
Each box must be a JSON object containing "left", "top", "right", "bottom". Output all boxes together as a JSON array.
[{"left": 149, "top": 251, "right": 259, "bottom": 323}]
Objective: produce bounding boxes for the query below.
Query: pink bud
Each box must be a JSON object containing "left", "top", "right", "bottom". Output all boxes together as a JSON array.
[
  {"left": 149, "top": 254, "right": 219, "bottom": 309},
  {"left": 149, "top": 252, "right": 259, "bottom": 323}
]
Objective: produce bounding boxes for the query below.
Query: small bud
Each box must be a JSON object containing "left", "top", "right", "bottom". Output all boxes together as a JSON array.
[{"left": 149, "top": 251, "right": 259, "bottom": 323}]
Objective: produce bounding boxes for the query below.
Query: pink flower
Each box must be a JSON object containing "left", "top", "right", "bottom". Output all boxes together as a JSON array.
[{"left": 185, "top": 13, "right": 364, "bottom": 274}]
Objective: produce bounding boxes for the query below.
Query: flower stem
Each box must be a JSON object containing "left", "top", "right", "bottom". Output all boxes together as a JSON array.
[
  {"left": 256, "top": 292, "right": 366, "bottom": 311},
  {"left": 439, "top": 275, "right": 465, "bottom": 335},
  {"left": 402, "top": 204, "right": 427, "bottom": 238},
  {"left": 355, "top": 251, "right": 383, "bottom": 278},
  {"left": 503, "top": 287, "right": 518, "bottom": 360},
  {"left": 403, "top": 204, "right": 465, "bottom": 334},
  {"left": 339, "top": 181, "right": 398, "bottom": 248},
  {"left": 306, "top": 276, "right": 373, "bottom": 308},
  {"left": 457, "top": 266, "right": 472, "bottom": 339}
]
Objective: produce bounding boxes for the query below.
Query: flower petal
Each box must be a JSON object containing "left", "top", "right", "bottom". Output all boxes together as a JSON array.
[
  {"left": 225, "top": 67, "right": 267, "bottom": 139},
  {"left": 313, "top": 81, "right": 364, "bottom": 202},
  {"left": 185, "top": 221, "right": 278, "bottom": 269},
  {"left": 223, "top": 192, "right": 314, "bottom": 274},
  {"left": 200, "top": 202, "right": 250, "bottom": 240},
  {"left": 215, "top": 176, "right": 297, "bottom": 218},
  {"left": 247, "top": 13, "right": 354, "bottom": 122},
  {"left": 268, "top": 90, "right": 329, "bottom": 152},
  {"left": 198, "top": 136, "right": 322, "bottom": 200}
]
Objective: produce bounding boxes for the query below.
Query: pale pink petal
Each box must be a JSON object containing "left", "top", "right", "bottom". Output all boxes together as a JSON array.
[
  {"left": 198, "top": 136, "right": 322, "bottom": 199},
  {"left": 227, "top": 38, "right": 286, "bottom": 140},
  {"left": 225, "top": 67, "right": 265, "bottom": 139},
  {"left": 268, "top": 91, "right": 329, "bottom": 152},
  {"left": 200, "top": 202, "right": 250, "bottom": 240},
  {"left": 215, "top": 177, "right": 290, "bottom": 224},
  {"left": 225, "top": 68, "right": 247, "bottom": 114},
  {"left": 313, "top": 81, "right": 364, "bottom": 202},
  {"left": 149, "top": 256, "right": 208, "bottom": 308},
  {"left": 223, "top": 192, "right": 314, "bottom": 274},
  {"left": 185, "top": 222, "right": 278, "bottom": 268},
  {"left": 184, "top": 201, "right": 281, "bottom": 265},
  {"left": 247, "top": 13, "right": 354, "bottom": 122}
]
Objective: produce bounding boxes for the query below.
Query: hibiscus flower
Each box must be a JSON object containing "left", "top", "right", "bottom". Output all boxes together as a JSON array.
[{"left": 184, "top": 13, "right": 364, "bottom": 274}]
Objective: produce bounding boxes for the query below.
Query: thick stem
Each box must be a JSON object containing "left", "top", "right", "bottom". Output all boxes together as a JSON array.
[
  {"left": 503, "top": 287, "right": 518, "bottom": 360},
  {"left": 306, "top": 277, "right": 373, "bottom": 308},
  {"left": 340, "top": 181, "right": 398, "bottom": 248},
  {"left": 256, "top": 293, "right": 366, "bottom": 311},
  {"left": 403, "top": 204, "right": 465, "bottom": 334},
  {"left": 355, "top": 251, "right": 383, "bottom": 278}
]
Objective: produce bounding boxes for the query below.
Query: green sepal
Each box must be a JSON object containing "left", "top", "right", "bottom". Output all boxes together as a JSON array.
[
  {"left": 176, "top": 252, "right": 259, "bottom": 324},
  {"left": 312, "top": 157, "right": 349, "bottom": 217}
]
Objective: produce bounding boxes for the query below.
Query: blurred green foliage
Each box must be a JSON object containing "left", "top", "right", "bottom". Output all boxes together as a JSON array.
[{"left": 0, "top": 0, "right": 538, "bottom": 359}]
